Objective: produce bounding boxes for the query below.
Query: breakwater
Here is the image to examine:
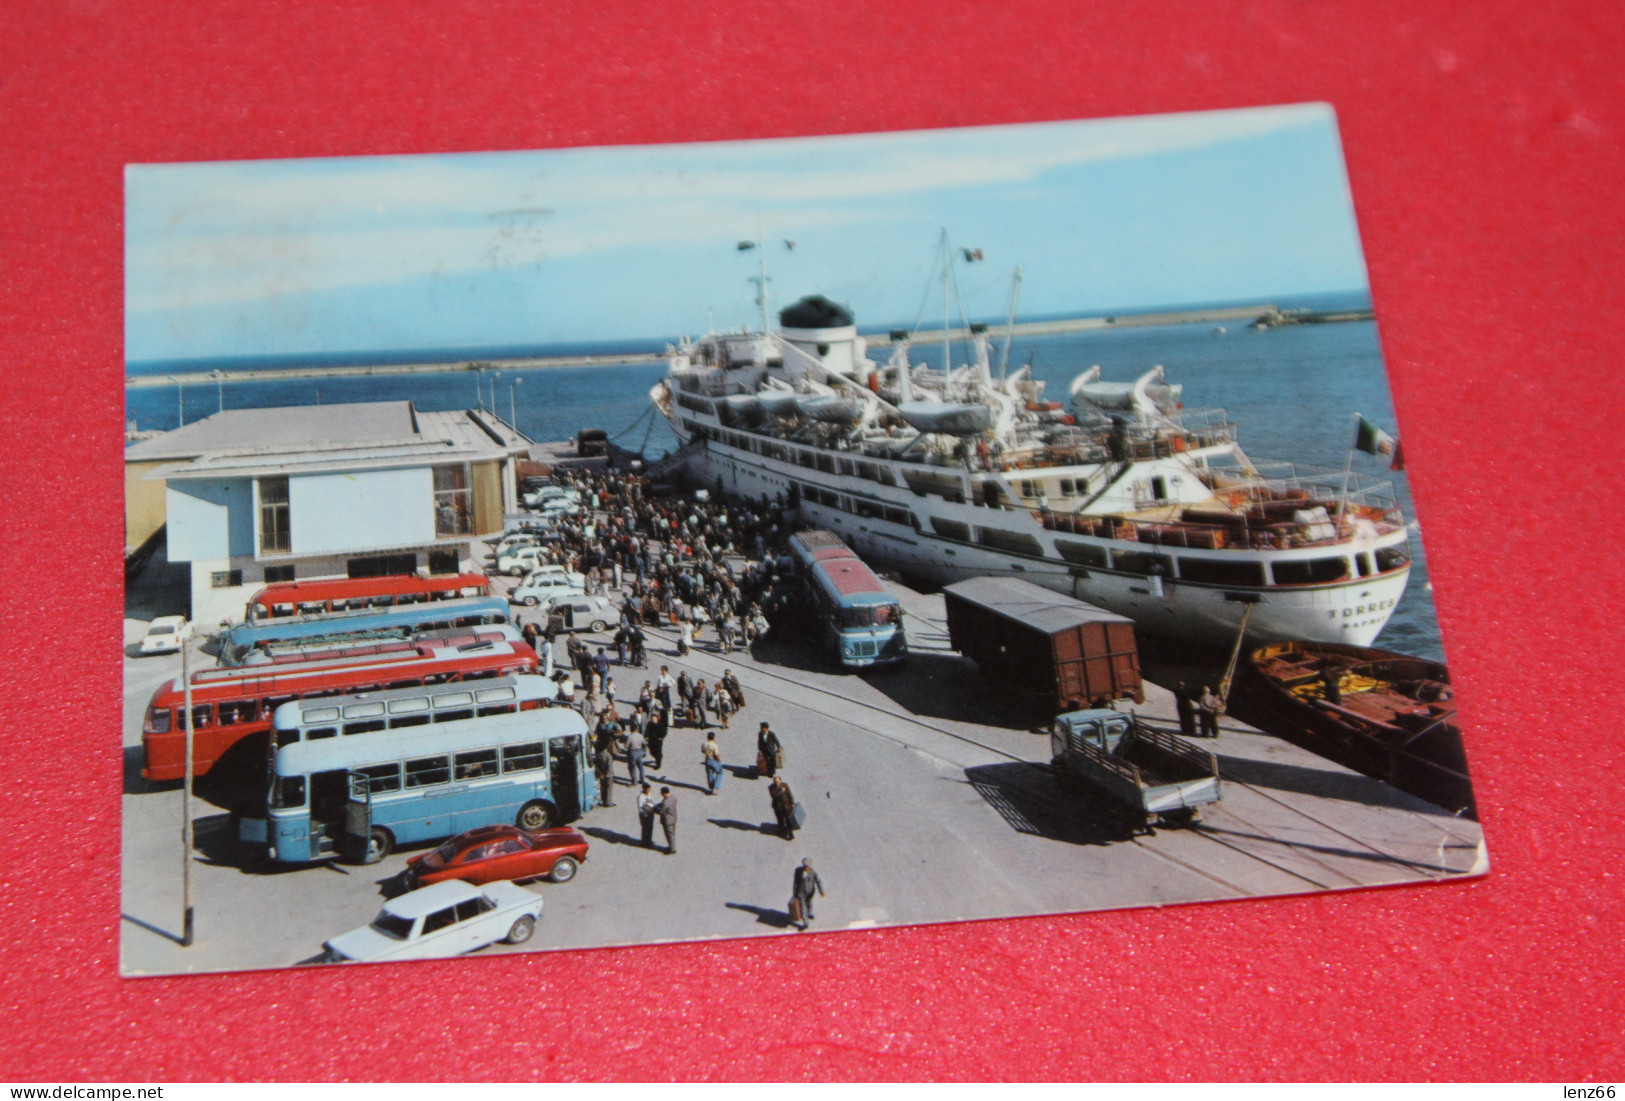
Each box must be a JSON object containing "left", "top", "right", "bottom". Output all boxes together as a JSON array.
[{"left": 125, "top": 303, "right": 1372, "bottom": 387}]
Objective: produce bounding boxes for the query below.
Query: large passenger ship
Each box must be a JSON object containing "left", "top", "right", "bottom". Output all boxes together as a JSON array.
[{"left": 650, "top": 290, "right": 1412, "bottom": 649}]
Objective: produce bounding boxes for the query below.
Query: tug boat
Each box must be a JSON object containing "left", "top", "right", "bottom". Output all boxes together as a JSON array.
[{"left": 650, "top": 254, "right": 1414, "bottom": 650}]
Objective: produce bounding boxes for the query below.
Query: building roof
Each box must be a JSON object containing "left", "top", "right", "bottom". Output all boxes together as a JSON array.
[
  {"left": 127, "top": 400, "right": 531, "bottom": 481},
  {"left": 943, "top": 576, "right": 1133, "bottom": 633}
]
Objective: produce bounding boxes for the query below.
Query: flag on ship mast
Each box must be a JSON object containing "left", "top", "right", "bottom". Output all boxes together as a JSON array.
[{"left": 1353, "top": 413, "right": 1405, "bottom": 471}]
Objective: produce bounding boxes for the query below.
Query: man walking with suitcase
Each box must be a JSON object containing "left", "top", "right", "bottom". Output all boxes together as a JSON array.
[{"left": 790, "top": 858, "right": 825, "bottom": 931}]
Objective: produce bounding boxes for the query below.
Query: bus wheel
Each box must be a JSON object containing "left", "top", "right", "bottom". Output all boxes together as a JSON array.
[
  {"left": 547, "top": 856, "right": 579, "bottom": 883},
  {"left": 517, "top": 801, "right": 556, "bottom": 830},
  {"left": 505, "top": 915, "right": 535, "bottom": 944},
  {"left": 363, "top": 828, "right": 393, "bottom": 865},
  {"left": 589, "top": 620, "right": 606, "bottom": 633}
]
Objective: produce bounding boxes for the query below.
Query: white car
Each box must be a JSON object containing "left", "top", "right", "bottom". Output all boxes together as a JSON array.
[
  {"left": 535, "top": 594, "right": 617, "bottom": 633},
  {"left": 510, "top": 571, "right": 587, "bottom": 607},
  {"left": 321, "top": 879, "right": 543, "bottom": 963},
  {"left": 497, "top": 544, "right": 576, "bottom": 577},
  {"left": 521, "top": 486, "right": 581, "bottom": 509},
  {"left": 139, "top": 615, "right": 189, "bottom": 655}
]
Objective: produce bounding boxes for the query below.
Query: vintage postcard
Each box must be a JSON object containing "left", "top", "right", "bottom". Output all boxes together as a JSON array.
[{"left": 122, "top": 104, "right": 1483, "bottom": 975}]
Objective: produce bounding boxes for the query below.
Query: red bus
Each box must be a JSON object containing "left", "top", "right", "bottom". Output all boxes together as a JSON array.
[
  {"left": 141, "top": 639, "right": 540, "bottom": 781},
  {"left": 245, "top": 573, "right": 491, "bottom": 622}
]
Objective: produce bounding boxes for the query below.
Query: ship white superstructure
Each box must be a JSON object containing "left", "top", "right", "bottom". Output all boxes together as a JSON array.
[{"left": 652, "top": 293, "right": 1411, "bottom": 649}]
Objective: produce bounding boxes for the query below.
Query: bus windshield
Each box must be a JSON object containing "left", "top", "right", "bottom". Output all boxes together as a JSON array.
[{"left": 839, "top": 604, "right": 901, "bottom": 629}]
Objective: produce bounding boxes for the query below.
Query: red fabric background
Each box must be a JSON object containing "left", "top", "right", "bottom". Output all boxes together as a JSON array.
[{"left": 3, "top": 0, "right": 1621, "bottom": 1081}]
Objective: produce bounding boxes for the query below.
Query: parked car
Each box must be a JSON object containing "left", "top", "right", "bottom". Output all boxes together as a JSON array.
[
  {"left": 536, "top": 594, "right": 616, "bottom": 632},
  {"left": 521, "top": 486, "right": 581, "bottom": 509},
  {"left": 403, "top": 824, "right": 588, "bottom": 890},
  {"left": 139, "top": 615, "right": 189, "bottom": 655},
  {"left": 510, "top": 572, "right": 587, "bottom": 607},
  {"left": 320, "top": 879, "right": 543, "bottom": 963},
  {"left": 497, "top": 545, "right": 584, "bottom": 579}
]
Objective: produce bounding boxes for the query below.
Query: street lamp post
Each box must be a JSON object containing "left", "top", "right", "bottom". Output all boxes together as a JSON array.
[
  {"left": 510, "top": 376, "right": 523, "bottom": 429},
  {"left": 168, "top": 376, "right": 185, "bottom": 427},
  {"left": 491, "top": 372, "right": 501, "bottom": 417},
  {"left": 179, "top": 620, "right": 197, "bottom": 946},
  {"left": 212, "top": 369, "right": 224, "bottom": 413}
]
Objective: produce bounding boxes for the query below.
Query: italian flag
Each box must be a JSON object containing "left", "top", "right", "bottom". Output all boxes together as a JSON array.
[{"left": 1353, "top": 413, "right": 1405, "bottom": 471}]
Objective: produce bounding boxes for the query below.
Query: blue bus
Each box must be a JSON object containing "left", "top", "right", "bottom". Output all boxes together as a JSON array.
[
  {"left": 237, "top": 674, "right": 595, "bottom": 865},
  {"left": 787, "top": 530, "right": 907, "bottom": 669},
  {"left": 220, "top": 595, "right": 512, "bottom": 665}
]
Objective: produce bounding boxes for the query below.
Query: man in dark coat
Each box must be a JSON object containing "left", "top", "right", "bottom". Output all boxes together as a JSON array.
[
  {"left": 593, "top": 742, "right": 617, "bottom": 808},
  {"left": 791, "top": 858, "right": 825, "bottom": 931},
  {"left": 656, "top": 786, "right": 678, "bottom": 854},
  {"left": 756, "top": 722, "right": 782, "bottom": 778},
  {"left": 769, "top": 775, "right": 797, "bottom": 840},
  {"left": 1174, "top": 682, "right": 1197, "bottom": 739}
]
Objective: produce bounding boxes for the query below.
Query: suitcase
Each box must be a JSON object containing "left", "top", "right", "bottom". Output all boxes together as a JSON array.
[
  {"left": 790, "top": 802, "right": 807, "bottom": 829},
  {"left": 788, "top": 897, "right": 804, "bottom": 925}
]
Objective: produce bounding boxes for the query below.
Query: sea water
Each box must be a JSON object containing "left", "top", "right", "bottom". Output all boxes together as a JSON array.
[{"left": 125, "top": 317, "right": 1445, "bottom": 661}]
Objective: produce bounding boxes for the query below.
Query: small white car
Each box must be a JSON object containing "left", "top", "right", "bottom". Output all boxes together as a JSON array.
[
  {"left": 320, "top": 879, "right": 543, "bottom": 963},
  {"left": 535, "top": 594, "right": 617, "bottom": 632},
  {"left": 139, "top": 615, "right": 189, "bottom": 655},
  {"left": 497, "top": 544, "right": 576, "bottom": 577},
  {"left": 510, "top": 571, "right": 587, "bottom": 607},
  {"left": 522, "top": 486, "right": 581, "bottom": 509}
]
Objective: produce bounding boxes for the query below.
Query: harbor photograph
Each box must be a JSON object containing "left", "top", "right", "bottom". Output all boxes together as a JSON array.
[{"left": 122, "top": 104, "right": 1485, "bottom": 977}]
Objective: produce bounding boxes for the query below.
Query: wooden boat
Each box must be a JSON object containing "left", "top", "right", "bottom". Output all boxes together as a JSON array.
[{"left": 1236, "top": 640, "right": 1475, "bottom": 818}]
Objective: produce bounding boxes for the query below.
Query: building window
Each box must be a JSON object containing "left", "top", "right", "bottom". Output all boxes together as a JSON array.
[
  {"left": 434, "top": 465, "right": 471, "bottom": 536},
  {"left": 211, "top": 569, "right": 243, "bottom": 588},
  {"left": 427, "top": 549, "right": 460, "bottom": 576},
  {"left": 259, "top": 476, "right": 291, "bottom": 553},
  {"left": 264, "top": 565, "right": 296, "bottom": 583},
  {"left": 348, "top": 553, "right": 418, "bottom": 579}
]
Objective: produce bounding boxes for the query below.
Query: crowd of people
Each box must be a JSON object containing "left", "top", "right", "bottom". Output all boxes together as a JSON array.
[{"left": 495, "top": 465, "right": 813, "bottom": 895}]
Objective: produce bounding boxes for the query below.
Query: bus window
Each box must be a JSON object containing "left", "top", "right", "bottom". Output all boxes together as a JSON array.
[
  {"left": 307, "top": 727, "right": 338, "bottom": 741},
  {"left": 405, "top": 755, "right": 450, "bottom": 788},
  {"left": 272, "top": 775, "right": 306, "bottom": 809},
  {"left": 434, "top": 708, "right": 475, "bottom": 724},
  {"left": 179, "top": 706, "right": 213, "bottom": 731},
  {"left": 218, "top": 701, "right": 257, "bottom": 726},
  {"left": 503, "top": 742, "right": 547, "bottom": 773},
  {"left": 391, "top": 714, "right": 431, "bottom": 729},
  {"left": 454, "top": 749, "right": 499, "bottom": 780},
  {"left": 358, "top": 763, "right": 401, "bottom": 794},
  {"left": 343, "top": 719, "right": 387, "bottom": 736},
  {"left": 146, "top": 709, "right": 172, "bottom": 734}
]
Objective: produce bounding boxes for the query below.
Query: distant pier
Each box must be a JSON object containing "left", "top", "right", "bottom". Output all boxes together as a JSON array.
[{"left": 125, "top": 302, "right": 1373, "bottom": 388}]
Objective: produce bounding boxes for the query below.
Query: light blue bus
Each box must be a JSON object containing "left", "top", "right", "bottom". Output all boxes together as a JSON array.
[
  {"left": 220, "top": 596, "right": 512, "bottom": 665},
  {"left": 237, "top": 675, "right": 595, "bottom": 865},
  {"left": 787, "top": 530, "right": 907, "bottom": 669}
]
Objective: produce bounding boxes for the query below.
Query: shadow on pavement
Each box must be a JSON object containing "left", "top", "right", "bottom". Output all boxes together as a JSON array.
[
  {"left": 725, "top": 901, "right": 796, "bottom": 929},
  {"left": 1214, "top": 752, "right": 1424, "bottom": 812},
  {"left": 579, "top": 825, "right": 650, "bottom": 848},
  {"left": 962, "top": 762, "right": 1144, "bottom": 846},
  {"left": 865, "top": 651, "right": 1049, "bottom": 731},
  {"left": 707, "top": 817, "right": 780, "bottom": 836},
  {"left": 120, "top": 912, "right": 188, "bottom": 946}
]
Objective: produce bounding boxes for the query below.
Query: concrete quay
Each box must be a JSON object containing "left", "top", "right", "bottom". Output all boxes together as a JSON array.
[{"left": 119, "top": 541, "right": 1483, "bottom": 976}]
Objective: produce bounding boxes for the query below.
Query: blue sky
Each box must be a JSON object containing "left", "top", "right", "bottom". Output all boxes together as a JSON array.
[{"left": 125, "top": 104, "right": 1370, "bottom": 362}]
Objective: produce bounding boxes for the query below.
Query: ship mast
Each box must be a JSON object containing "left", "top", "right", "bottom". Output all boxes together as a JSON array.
[
  {"left": 941, "top": 228, "right": 952, "bottom": 376},
  {"left": 998, "top": 266, "right": 1023, "bottom": 384},
  {"left": 749, "top": 216, "right": 771, "bottom": 335}
]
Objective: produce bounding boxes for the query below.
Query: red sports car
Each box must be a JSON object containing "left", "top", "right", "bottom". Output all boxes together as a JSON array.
[{"left": 403, "top": 824, "right": 588, "bottom": 890}]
